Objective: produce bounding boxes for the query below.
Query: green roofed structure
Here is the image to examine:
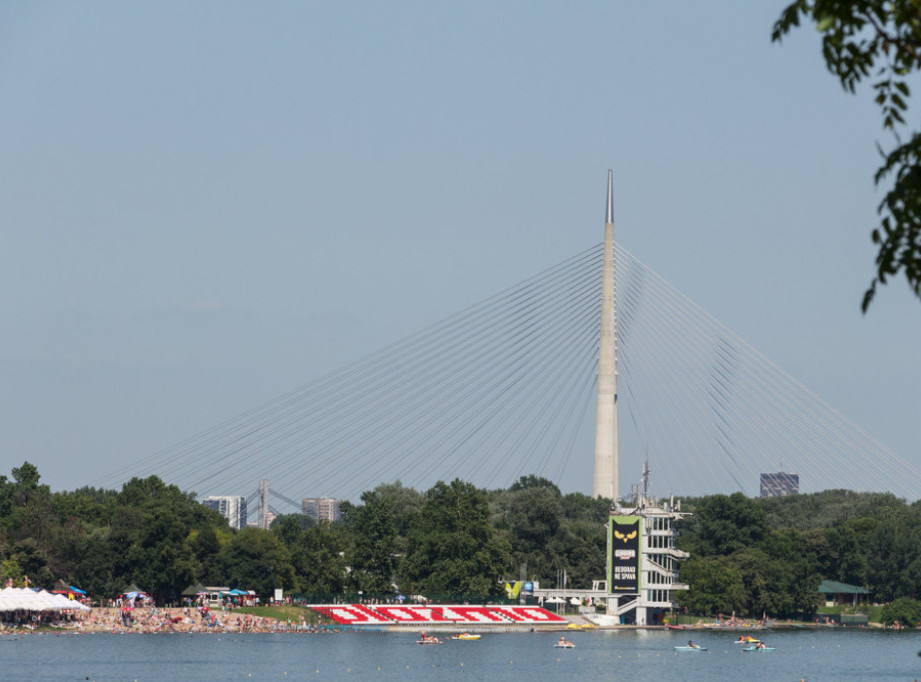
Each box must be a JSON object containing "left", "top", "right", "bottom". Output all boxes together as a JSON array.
[
  {"left": 181, "top": 583, "right": 208, "bottom": 598},
  {"left": 819, "top": 579, "right": 871, "bottom": 607}
]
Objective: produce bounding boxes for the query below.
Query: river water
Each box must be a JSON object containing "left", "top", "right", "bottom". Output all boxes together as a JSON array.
[{"left": 3, "top": 628, "right": 920, "bottom": 681}]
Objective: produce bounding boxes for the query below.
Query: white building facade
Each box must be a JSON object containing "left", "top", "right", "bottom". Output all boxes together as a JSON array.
[
  {"left": 604, "top": 498, "right": 689, "bottom": 626},
  {"left": 202, "top": 495, "right": 248, "bottom": 530},
  {"left": 302, "top": 497, "right": 342, "bottom": 522}
]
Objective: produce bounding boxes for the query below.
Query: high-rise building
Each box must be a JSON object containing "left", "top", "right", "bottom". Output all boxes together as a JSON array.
[
  {"left": 202, "top": 495, "right": 248, "bottom": 529},
  {"left": 760, "top": 471, "right": 800, "bottom": 497},
  {"left": 302, "top": 497, "right": 342, "bottom": 522}
]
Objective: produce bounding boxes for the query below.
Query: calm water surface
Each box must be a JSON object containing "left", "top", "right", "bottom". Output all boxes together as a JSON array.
[{"left": 3, "top": 628, "right": 921, "bottom": 681}]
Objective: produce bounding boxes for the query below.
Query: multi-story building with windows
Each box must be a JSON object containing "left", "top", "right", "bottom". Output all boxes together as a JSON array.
[
  {"left": 604, "top": 492, "right": 689, "bottom": 626},
  {"left": 760, "top": 471, "right": 799, "bottom": 497},
  {"left": 202, "top": 495, "right": 248, "bottom": 530},
  {"left": 302, "top": 497, "right": 342, "bottom": 522}
]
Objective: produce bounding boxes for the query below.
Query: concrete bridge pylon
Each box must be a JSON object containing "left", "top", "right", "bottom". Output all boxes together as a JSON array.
[{"left": 593, "top": 169, "right": 619, "bottom": 502}]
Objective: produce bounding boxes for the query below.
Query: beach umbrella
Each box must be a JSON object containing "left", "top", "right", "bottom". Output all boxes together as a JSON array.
[{"left": 52, "top": 592, "right": 90, "bottom": 611}]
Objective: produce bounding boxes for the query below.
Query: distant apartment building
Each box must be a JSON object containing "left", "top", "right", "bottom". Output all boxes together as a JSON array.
[
  {"left": 202, "top": 495, "right": 248, "bottom": 529},
  {"left": 302, "top": 497, "right": 342, "bottom": 522},
  {"left": 760, "top": 471, "right": 799, "bottom": 497}
]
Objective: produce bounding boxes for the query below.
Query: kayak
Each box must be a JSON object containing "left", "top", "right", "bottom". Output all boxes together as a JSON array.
[
  {"left": 417, "top": 639, "right": 443, "bottom": 645},
  {"left": 555, "top": 642, "right": 575, "bottom": 648},
  {"left": 452, "top": 634, "right": 481, "bottom": 640},
  {"left": 674, "top": 646, "right": 708, "bottom": 652},
  {"left": 734, "top": 637, "right": 762, "bottom": 644},
  {"left": 742, "top": 645, "right": 775, "bottom": 652}
]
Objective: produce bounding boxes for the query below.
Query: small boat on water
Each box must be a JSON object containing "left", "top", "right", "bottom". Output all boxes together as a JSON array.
[
  {"left": 555, "top": 638, "right": 575, "bottom": 648},
  {"left": 452, "top": 633, "right": 481, "bottom": 640},
  {"left": 742, "top": 645, "right": 775, "bottom": 652},
  {"left": 734, "top": 635, "right": 761, "bottom": 644},
  {"left": 674, "top": 645, "right": 708, "bottom": 652},
  {"left": 417, "top": 638, "right": 442, "bottom": 645}
]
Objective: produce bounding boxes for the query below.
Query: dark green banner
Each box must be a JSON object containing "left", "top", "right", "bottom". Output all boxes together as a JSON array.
[{"left": 608, "top": 515, "right": 641, "bottom": 593}]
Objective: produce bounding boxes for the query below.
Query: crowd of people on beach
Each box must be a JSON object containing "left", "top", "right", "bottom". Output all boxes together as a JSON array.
[
  {"left": 0, "top": 610, "right": 84, "bottom": 631},
  {"left": 0, "top": 605, "right": 354, "bottom": 635}
]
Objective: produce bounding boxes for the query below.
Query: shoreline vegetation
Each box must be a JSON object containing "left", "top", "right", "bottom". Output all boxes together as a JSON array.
[{"left": 4, "top": 462, "right": 921, "bottom": 628}]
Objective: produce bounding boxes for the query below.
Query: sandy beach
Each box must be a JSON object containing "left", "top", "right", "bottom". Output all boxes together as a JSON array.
[{"left": 0, "top": 607, "right": 327, "bottom": 634}]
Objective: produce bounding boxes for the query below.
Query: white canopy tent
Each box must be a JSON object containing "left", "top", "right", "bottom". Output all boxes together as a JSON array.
[{"left": 0, "top": 587, "right": 90, "bottom": 612}]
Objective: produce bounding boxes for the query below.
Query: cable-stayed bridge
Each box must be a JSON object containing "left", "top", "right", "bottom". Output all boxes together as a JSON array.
[{"left": 97, "top": 241, "right": 921, "bottom": 510}]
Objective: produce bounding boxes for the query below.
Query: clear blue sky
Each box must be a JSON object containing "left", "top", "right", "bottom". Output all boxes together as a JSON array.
[{"left": 2, "top": 1, "right": 919, "bottom": 495}]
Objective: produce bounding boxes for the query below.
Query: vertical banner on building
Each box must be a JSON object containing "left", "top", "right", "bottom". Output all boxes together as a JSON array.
[{"left": 608, "top": 515, "right": 641, "bottom": 593}]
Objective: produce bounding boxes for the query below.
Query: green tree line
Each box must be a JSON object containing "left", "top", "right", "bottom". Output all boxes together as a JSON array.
[
  {"left": 676, "top": 490, "right": 921, "bottom": 619},
  {"left": 0, "top": 465, "right": 605, "bottom": 604},
  {"left": 3, "top": 462, "right": 919, "bottom": 618}
]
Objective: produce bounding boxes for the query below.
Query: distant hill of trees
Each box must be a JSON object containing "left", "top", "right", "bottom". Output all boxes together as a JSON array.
[
  {"left": 676, "top": 490, "right": 921, "bottom": 618},
  {"left": 1, "top": 462, "right": 918, "bottom": 619}
]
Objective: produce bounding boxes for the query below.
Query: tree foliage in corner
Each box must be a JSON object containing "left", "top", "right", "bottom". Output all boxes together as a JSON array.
[{"left": 773, "top": 1, "right": 921, "bottom": 310}]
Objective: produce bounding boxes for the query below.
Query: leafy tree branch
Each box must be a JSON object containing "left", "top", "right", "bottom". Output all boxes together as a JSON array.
[{"left": 773, "top": 0, "right": 921, "bottom": 310}]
